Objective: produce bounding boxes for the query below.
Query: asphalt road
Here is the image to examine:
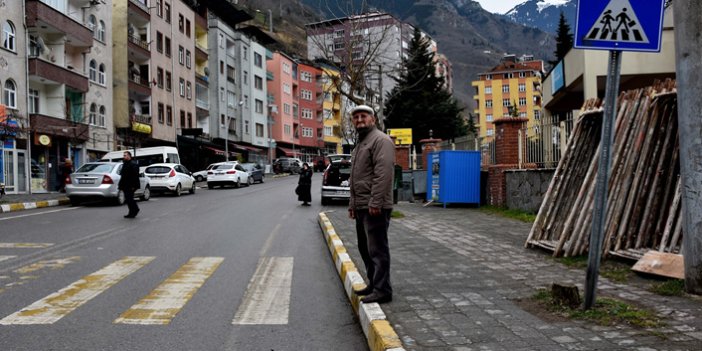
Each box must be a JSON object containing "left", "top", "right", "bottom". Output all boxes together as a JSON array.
[{"left": 0, "top": 173, "right": 367, "bottom": 351}]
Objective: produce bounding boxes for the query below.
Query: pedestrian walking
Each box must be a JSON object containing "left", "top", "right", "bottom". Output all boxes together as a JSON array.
[
  {"left": 118, "top": 151, "right": 140, "bottom": 218},
  {"left": 347, "top": 105, "right": 395, "bottom": 304},
  {"left": 58, "top": 158, "right": 73, "bottom": 192},
  {"left": 297, "top": 162, "right": 313, "bottom": 206}
]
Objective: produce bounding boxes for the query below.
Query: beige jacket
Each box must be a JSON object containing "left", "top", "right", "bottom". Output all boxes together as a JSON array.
[{"left": 349, "top": 126, "right": 395, "bottom": 210}]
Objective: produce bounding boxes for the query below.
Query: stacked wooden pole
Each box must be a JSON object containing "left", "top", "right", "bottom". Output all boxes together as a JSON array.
[{"left": 526, "top": 80, "right": 682, "bottom": 259}]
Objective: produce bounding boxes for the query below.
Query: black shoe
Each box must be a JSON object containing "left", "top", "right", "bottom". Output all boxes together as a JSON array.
[
  {"left": 124, "top": 214, "right": 135, "bottom": 218},
  {"left": 353, "top": 286, "right": 374, "bottom": 296},
  {"left": 302, "top": 202, "right": 310, "bottom": 206},
  {"left": 361, "top": 292, "right": 392, "bottom": 304}
]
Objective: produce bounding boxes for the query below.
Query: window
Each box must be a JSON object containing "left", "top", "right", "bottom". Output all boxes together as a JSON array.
[
  {"left": 519, "top": 71, "right": 526, "bottom": 78},
  {"left": 29, "top": 89, "right": 39, "bottom": 114},
  {"left": 519, "top": 112, "right": 527, "bottom": 118},
  {"left": 165, "top": 71, "right": 172, "bottom": 91},
  {"left": 226, "top": 65, "right": 235, "bottom": 82},
  {"left": 243, "top": 46, "right": 248, "bottom": 60},
  {"left": 254, "top": 53, "right": 262, "bottom": 68},
  {"left": 486, "top": 114, "right": 493, "bottom": 122},
  {"left": 487, "top": 129, "right": 494, "bottom": 136},
  {"left": 178, "top": 14, "right": 184, "bottom": 33},
  {"left": 256, "top": 123, "right": 264, "bottom": 137},
  {"left": 227, "top": 91, "right": 236, "bottom": 107},
  {"left": 485, "top": 86, "right": 492, "bottom": 94},
  {"left": 98, "top": 21, "right": 106, "bottom": 42},
  {"left": 301, "top": 71, "right": 312, "bottom": 82},
  {"left": 179, "top": 78, "right": 185, "bottom": 96},
  {"left": 156, "top": 0, "right": 162, "bottom": 17},
  {"left": 534, "top": 110, "right": 541, "bottom": 120},
  {"left": 89, "top": 60, "right": 97, "bottom": 82},
  {"left": 3, "top": 79, "right": 17, "bottom": 108},
  {"left": 185, "top": 19, "right": 191, "bottom": 38},
  {"left": 165, "top": 37, "right": 171, "bottom": 57},
  {"left": 505, "top": 73, "right": 514, "bottom": 79},
  {"left": 302, "top": 127, "right": 313, "bottom": 137},
  {"left": 180, "top": 110, "right": 185, "bottom": 126},
  {"left": 166, "top": 105, "right": 173, "bottom": 125},
  {"left": 519, "top": 97, "right": 527, "bottom": 106},
  {"left": 243, "top": 71, "right": 248, "bottom": 85},
  {"left": 156, "top": 32, "right": 163, "bottom": 53},
  {"left": 158, "top": 103, "right": 164, "bottom": 123},
  {"left": 185, "top": 50, "right": 191, "bottom": 68},
  {"left": 485, "top": 100, "right": 492, "bottom": 108},
  {"left": 165, "top": 3, "right": 171, "bottom": 23},
  {"left": 503, "top": 99, "right": 511, "bottom": 107},
  {"left": 254, "top": 75, "right": 263, "bottom": 90},
  {"left": 178, "top": 46, "right": 184, "bottom": 65},
  {"left": 156, "top": 68, "right": 164, "bottom": 88},
  {"left": 245, "top": 120, "right": 249, "bottom": 134},
  {"left": 98, "top": 64, "right": 106, "bottom": 85},
  {"left": 519, "top": 83, "right": 526, "bottom": 92},
  {"left": 334, "top": 29, "right": 344, "bottom": 38},
  {"left": 502, "top": 85, "right": 509, "bottom": 93},
  {"left": 255, "top": 99, "right": 263, "bottom": 113},
  {"left": 186, "top": 81, "right": 192, "bottom": 100},
  {"left": 284, "top": 124, "right": 291, "bottom": 135},
  {"left": 88, "top": 15, "right": 97, "bottom": 33},
  {"left": 99, "top": 106, "right": 106, "bottom": 127},
  {"left": 485, "top": 74, "right": 492, "bottom": 80},
  {"left": 220, "top": 87, "right": 225, "bottom": 102},
  {"left": 282, "top": 63, "right": 290, "bottom": 75},
  {"left": 302, "top": 109, "right": 312, "bottom": 119},
  {"left": 324, "top": 126, "right": 332, "bottom": 136},
  {"left": 244, "top": 95, "right": 249, "bottom": 108},
  {"left": 283, "top": 84, "right": 291, "bottom": 95},
  {"left": 301, "top": 90, "right": 312, "bottom": 100},
  {"left": 89, "top": 103, "right": 97, "bottom": 125},
  {"left": 29, "top": 35, "right": 40, "bottom": 56},
  {"left": 283, "top": 103, "right": 291, "bottom": 115}
]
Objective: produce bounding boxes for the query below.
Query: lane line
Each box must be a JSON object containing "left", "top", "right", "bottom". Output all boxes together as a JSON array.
[
  {"left": 0, "top": 256, "right": 154, "bottom": 325},
  {"left": 232, "top": 257, "right": 293, "bottom": 325},
  {"left": 0, "top": 255, "right": 16, "bottom": 263},
  {"left": 114, "top": 257, "right": 224, "bottom": 325},
  {"left": 0, "top": 207, "right": 79, "bottom": 221},
  {"left": 0, "top": 243, "right": 54, "bottom": 249},
  {"left": 259, "top": 223, "right": 281, "bottom": 257}
]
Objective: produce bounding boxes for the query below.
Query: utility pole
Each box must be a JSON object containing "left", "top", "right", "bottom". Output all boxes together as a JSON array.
[{"left": 673, "top": 0, "right": 702, "bottom": 294}]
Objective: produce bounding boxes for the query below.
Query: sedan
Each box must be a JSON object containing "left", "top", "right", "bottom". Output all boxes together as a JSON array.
[
  {"left": 321, "top": 159, "right": 351, "bottom": 205},
  {"left": 241, "top": 163, "right": 264, "bottom": 184},
  {"left": 144, "top": 163, "right": 196, "bottom": 196},
  {"left": 192, "top": 163, "right": 218, "bottom": 182},
  {"left": 207, "top": 162, "right": 250, "bottom": 188},
  {"left": 66, "top": 162, "right": 150, "bottom": 206}
]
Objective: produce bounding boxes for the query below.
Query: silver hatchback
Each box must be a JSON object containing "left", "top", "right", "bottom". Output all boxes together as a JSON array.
[{"left": 65, "top": 162, "right": 151, "bottom": 206}]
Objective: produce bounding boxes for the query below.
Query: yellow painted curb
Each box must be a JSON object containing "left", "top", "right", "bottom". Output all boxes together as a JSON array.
[
  {"left": 9, "top": 203, "right": 24, "bottom": 211},
  {"left": 369, "top": 320, "right": 403, "bottom": 350},
  {"left": 36, "top": 201, "right": 49, "bottom": 208}
]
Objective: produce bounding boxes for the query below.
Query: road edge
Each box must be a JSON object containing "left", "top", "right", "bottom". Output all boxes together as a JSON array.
[
  {"left": 318, "top": 212, "right": 405, "bottom": 351},
  {"left": 0, "top": 198, "right": 70, "bottom": 213}
]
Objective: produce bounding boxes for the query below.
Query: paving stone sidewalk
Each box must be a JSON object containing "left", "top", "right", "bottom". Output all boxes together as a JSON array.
[{"left": 324, "top": 203, "right": 702, "bottom": 351}]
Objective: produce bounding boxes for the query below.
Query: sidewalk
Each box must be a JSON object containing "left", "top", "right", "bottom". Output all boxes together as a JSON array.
[
  {"left": 0, "top": 192, "right": 69, "bottom": 213},
  {"left": 321, "top": 203, "right": 702, "bottom": 351}
]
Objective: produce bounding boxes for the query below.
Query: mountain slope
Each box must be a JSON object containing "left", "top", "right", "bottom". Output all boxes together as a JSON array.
[{"left": 504, "top": 0, "right": 576, "bottom": 33}]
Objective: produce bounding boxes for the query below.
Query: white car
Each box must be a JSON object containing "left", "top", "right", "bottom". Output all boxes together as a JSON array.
[
  {"left": 144, "top": 163, "right": 196, "bottom": 196},
  {"left": 192, "top": 163, "right": 219, "bottom": 182},
  {"left": 207, "top": 162, "right": 250, "bottom": 188}
]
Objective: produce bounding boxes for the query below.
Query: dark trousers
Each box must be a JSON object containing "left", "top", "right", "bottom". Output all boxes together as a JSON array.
[
  {"left": 355, "top": 208, "right": 392, "bottom": 296},
  {"left": 124, "top": 188, "right": 139, "bottom": 215}
]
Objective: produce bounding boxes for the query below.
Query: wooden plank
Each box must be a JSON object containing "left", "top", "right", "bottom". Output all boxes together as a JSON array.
[{"left": 632, "top": 250, "right": 684, "bottom": 279}]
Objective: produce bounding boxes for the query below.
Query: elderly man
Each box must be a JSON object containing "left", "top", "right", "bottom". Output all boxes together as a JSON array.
[{"left": 348, "top": 105, "right": 395, "bottom": 304}]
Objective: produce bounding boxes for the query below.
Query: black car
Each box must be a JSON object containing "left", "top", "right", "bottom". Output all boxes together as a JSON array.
[
  {"left": 273, "top": 158, "right": 301, "bottom": 174},
  {"left": 241, "top": 163, "right": 265, "bottom": 184}
]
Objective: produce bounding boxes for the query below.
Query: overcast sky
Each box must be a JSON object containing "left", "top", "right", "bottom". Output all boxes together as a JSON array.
[{"left": 475, "top": 0, "right": 525, "bottom": 14}]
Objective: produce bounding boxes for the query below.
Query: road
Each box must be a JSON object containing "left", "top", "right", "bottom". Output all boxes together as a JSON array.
[{"left": 0, "top": 173, "right": 367, "bottom": 351}]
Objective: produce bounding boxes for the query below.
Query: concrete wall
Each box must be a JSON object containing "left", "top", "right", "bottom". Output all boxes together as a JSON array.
[{"left": 505, "top": 169, "right": 555, "bottom": 213}]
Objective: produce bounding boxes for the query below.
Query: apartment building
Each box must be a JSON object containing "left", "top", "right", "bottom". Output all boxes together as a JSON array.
[
  {"left": 296, "top": 61, "right": 322, "bottom": 162},
  {"left": 267, "top": 52, "right": 298, "bottom": 158},
  {"left": 318, "top": 64, "right": 343, "bottom": 155},
  {"left": 26, "top": 0, "right": 113, "bottom": 193},
  {"left": 471, "top": 55, "right": 544, "bottom": 139}
]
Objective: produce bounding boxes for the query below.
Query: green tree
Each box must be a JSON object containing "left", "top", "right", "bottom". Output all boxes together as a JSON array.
[
  {"left": 384, "top": 27, "right": 465, "bottom": 145},
  {"left": 549, "top": 11, "right": 574, "bottom": 65}
]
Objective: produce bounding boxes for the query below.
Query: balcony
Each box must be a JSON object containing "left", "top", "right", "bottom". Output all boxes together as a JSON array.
[
  {"left": 132, "top": 114, "right": 152, "bottom": 125},
  {"left": 128, "top": 0, "right": 150, "bottom": 19},
  {"left": 28, "top": 58, "right": 89, "bottom": 92},
  {"left": 128, "top": 35, "right": 150, "bottom": 59},
  {"left": 195, "top": 73, "right": 209, "bottom": 86},
  {"left": 26, "top": 0, "right": 93, "bottom": 47},
  {"left": 128, "top": 76, "right": 152, "bottom": 97},
  {"left": 266, "top": 70, "right": 274, "bottom": 81},
  {"left": 195, "top": 44, "right": 208, "bottom": 60}
]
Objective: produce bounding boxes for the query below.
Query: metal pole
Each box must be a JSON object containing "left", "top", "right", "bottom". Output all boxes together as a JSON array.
[
  {"left": 584, "top": 50, "right": 621, "bottom": 310},
  {"left": 224, "top": 116, "right": 229, "bottom": 162}
]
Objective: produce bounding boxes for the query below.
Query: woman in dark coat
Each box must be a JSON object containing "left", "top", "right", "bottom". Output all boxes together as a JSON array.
[{"left": 297, "top": 162, "right": 313, "bottom": 206}]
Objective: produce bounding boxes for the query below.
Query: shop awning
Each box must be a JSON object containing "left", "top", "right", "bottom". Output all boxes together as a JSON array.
[
  {"left": 277, "top": 147, "right": 300, "bottom": 157},
  {"left": 232, "top": 143, "right": 261, "bottom": 152},
  {"left": 204, "top": 146, "right": 238, "bottom": 157}
]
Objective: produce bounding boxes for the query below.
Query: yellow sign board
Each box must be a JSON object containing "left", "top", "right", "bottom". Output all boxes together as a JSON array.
[
  {"left": 387, "top": 128, "right": 412, "bottom": 145},
  {"left": 131, "top": 122, "right": 152, "bottom": 134}
]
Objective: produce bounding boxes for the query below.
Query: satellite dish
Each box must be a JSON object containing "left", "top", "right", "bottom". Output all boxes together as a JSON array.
[{"left": 203, "top": 67, "right": 209, "bottom": 76}]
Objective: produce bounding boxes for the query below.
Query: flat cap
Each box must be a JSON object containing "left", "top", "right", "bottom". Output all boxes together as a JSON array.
[{"left": 350, "top": 105, "right": 375, "bottom": 115}]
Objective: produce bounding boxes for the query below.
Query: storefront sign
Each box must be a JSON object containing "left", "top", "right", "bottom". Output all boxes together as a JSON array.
[
  {"left": 387, "top": 128, "right": 413, "bottom": 145},
  {"left": 36, "top": 134, "right": 52, "bottom": 146},
  {"left": 131, "top": 122, "right": 152, "bottom": 134}
]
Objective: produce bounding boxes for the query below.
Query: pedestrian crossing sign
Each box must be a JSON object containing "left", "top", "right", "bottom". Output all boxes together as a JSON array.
[{"left": 574, "top": 0, "right": 666, "bottom": 52}]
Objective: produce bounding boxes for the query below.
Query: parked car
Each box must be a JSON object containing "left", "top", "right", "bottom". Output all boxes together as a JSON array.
[
  {"left": 66, "top": 162, "right": 151, "bottom": 206},
  {"left": 207, "top": 162, "right": 250, "bottom": 188},
  {"left": 321, "top": 158, "right": 352, "bottom": 205},
  {"left": 273, "top": 158, "right": 301, "bottom": 174},
  {"left": 241, "top": 163, "right": 265, "bottom": 184},
  {"left": 192, "top": 163, "right": 219, "bottom": 182},
  {"left": 144, "top": 163, "right": 196, "bottom": 196}
]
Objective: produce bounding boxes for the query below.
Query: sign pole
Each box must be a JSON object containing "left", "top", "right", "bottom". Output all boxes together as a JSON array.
[{"left": 584, "top": 50, "right": 621, "bottom": 310}]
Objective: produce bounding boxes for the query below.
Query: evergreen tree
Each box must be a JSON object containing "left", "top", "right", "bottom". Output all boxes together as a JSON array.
[
  {"left": 549, "top": 12, "right": 574, "bottom": 65},
  {"left": 384, "top": 27, "right": 465, "bottom": 145}
]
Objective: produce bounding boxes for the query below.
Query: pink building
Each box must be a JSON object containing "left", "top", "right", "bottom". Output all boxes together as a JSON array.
[
  {"left": 296, "top": 61, "right": 323, "bottom": 159},
  {"left": 267, "top": 52, "right": 298, "bottom": 157}
]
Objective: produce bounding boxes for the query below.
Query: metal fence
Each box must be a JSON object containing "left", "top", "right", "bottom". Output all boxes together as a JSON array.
[{"left": 519, "top": 112, "right": 575, "bottom": 169}]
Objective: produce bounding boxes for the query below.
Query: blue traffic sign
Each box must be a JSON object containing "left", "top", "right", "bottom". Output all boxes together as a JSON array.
[{"left": 574, "top": 0, "right": 666, "bottom": 52}]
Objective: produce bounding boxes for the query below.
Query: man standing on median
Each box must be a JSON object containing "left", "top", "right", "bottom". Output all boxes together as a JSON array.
[{"left": 348, "top": 105, "right": 395, "bottom": 304}]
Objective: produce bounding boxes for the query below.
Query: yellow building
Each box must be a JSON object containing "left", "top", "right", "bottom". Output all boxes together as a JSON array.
[
  {"left": 471, "top": 55, "right": 543, "bottom": 139},
  {"left": 319, "top": 66, "right": 343, "bottom": 154}
]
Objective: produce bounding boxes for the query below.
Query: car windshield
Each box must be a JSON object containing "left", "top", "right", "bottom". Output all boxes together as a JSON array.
[
  {"left": 145, "top": 166, "right": 172, "bottom": 174},
  {"left": 76, "top": 163, "right": 116, "bottom": 173},
  {"left": 241, "top": 164, "right": 254, "bottom": 171},
  {"left": 212, "top": 164, "right": 234, "bottom": 170}
]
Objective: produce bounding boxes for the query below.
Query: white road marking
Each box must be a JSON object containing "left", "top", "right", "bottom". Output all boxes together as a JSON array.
[
  {"left": 0, "top": 256, "right": 154, "bottom": 325},
  {"left": 0, "top": 243, "right": 54, "bottom": 249},
  {"left": 0, "top": 256, "right": 16, "bottom": 263},
  {"left": 232, "top": 257, "right": 294, "bottom": 325},
  {"left": 114, "top": 257, "right": 224, "bottom": 325},
  {"left": 259, "top": 223, "right": 281, "bottom": 257},
  {"left": 0, "top": 207, "right": 79, "bottom": 221}
]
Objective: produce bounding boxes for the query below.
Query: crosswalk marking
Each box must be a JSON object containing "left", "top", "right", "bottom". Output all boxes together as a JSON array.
[
  {"left": 0, "top": 255, "right": 16, "bottom": 263},
  {"left": 114, "top": 257, "right": 224, "bottom": 325},
  {"left": 0, "top": 256, "right": 154, "bottom": 325},
  {"left": 14, "top": 257, "right": 81, "bottom": 275},
  {"left": 0, "top": 243, "right": 54, "bottom": 249},
  {"left": 233, "top": 257, "right": 293, "bottom": 325}
]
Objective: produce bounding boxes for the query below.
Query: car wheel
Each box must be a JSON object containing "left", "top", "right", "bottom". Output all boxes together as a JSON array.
[
  {"left": 116, "top": 190, "right": 126, "bottom": 205},
  {"left": 235, "top": 178, "right": 241, "bottom": 188},
  {"left": 140, "top": 186, "right": 151, "bottom": 201},
  {"left": 247, "top": 177, "right": 253, "bottom": 186},
  {"left": 321, "top": 196, "right": 329, "bottom": 206},
  {"left": 69, "top": 197, "right": 81, "bottom": 206},
  {"left": 196, "top": 175, "right": 204, "bottom": 182},
  {"left": 174, "top": 183, "right": 182, "bottom": 196},
  {"left": 189, "top": 182, "right": 196, "bottom": 194},
  {"left": 260, "top": 176, "right": 265, "bottom": 183}
]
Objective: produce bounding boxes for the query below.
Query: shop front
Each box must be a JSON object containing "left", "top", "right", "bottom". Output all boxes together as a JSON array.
[{"left": 0, "top": 108, "right": 29, "bottom": 194}]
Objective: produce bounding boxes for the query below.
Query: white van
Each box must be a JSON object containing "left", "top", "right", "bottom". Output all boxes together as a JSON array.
[{"left": 101, "top": 146, "right": 180, "bottom": 170}]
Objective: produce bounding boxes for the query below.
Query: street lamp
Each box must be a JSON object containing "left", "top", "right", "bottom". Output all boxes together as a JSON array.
[
  {"left": 224, "top": 100, "right": 244, "bottom": 161},
  {"left": 267, "top": 104, "right": 278, "bottom": 173}
]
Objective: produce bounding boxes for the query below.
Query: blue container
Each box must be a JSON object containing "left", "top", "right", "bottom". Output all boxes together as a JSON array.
[{"left": 426, "top": 150, "right": 481, "bottom": 207}]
